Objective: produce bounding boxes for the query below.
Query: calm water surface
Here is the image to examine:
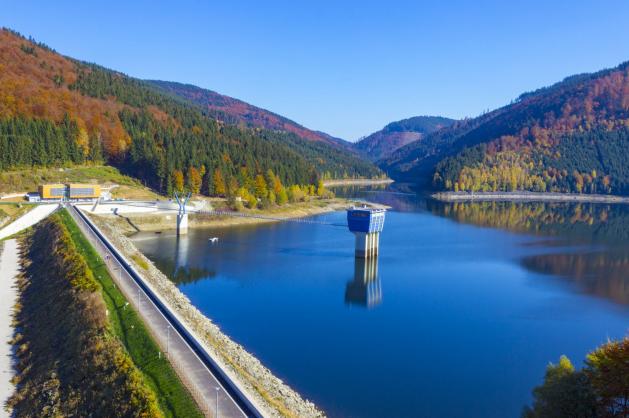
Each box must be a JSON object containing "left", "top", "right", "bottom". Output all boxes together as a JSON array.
[{"left": 132, "top": 187, "right": 629, "bottom": 418}]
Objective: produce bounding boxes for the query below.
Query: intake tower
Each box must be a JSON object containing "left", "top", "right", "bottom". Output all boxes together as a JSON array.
[{"left": 347, "top": 206, "right": 386, "bottom": 258}]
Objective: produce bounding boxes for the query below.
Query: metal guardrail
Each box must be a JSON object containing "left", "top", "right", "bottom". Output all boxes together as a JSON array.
[{"left": 70, "top": 205, "right": 264, "bottom": 418}]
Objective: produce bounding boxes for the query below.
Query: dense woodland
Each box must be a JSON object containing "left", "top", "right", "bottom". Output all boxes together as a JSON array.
[
  {"left": 432, "top": 128, "right": 629, "bottom": 194},
  {"left": 0, "top": 28, "right": 381, "bottom": 201},
  {"left": 0, "top": 115, "right": 105, "bottom": 169},
  {"left": 384, "top": 61, "right": 629, "bottom": 195}
]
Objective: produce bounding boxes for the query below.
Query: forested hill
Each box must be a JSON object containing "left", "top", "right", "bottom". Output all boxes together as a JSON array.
[
  {"left": 0, "top": 28, "right": 381, "bottom": 198},
  {"left": 354, "top": 116, "right": 455, "bottom": 161},
  {"left": 146, "top": 80, "right": 379, "bottom": 180},
  {"left": 147, "top": 80, "right": 350, "bottom": 148},
  {"left": 382, "top": 61, "right": 629, "bottom": 195}
]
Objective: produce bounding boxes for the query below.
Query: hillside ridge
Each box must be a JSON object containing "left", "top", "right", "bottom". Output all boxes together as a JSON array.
[
  {"left": 355, "top": 115, "right": 455, "bottom": 161},
  {"left": 147, "top": 79, "right": 350, "bottom": 148},
  {"left": 382, "top": 60, "right": 629, "bottom": 195}
]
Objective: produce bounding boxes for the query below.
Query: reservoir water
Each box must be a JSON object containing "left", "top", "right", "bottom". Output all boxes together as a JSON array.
[{"left": 131, "top": 187, "right": 629, "bottom": 418}]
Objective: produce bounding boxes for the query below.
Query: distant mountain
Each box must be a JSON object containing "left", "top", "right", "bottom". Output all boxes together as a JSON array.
[
  {"left": 354, "top": 116, "right": 455, "bottom": 161},
  {"left": 147, "top": 80, "right": 349, "bottom": 148},
  {"left": 382, "top": 61, "right": 629, "bottom": 195},
  {"left": 0, "top": 27, "right": 382, "bottom": 197}
]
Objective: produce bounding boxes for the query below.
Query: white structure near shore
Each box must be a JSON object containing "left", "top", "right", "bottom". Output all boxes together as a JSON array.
[{"left": 0, "top": 240, "right": 19, "bottom": 417}]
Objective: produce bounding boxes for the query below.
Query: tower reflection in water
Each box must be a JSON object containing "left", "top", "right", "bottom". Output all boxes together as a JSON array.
[
  {"left": 345, "top": 257, "right": 382, "bottom": 308},
  {"left": 174, "top": 234, "right": 189, "bottom": 278}
]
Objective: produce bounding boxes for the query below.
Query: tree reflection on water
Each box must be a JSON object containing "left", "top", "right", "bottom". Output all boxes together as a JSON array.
[{"left": 430, "top": 200, "right": 629, "bottom": 306}]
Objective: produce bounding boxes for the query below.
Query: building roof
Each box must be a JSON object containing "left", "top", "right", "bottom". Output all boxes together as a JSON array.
[{"left": 67, "top": 183, "right": 99, "bottom": 188}]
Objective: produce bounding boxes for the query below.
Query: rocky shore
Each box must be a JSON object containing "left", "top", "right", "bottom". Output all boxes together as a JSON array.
[
  {"left": 88, "top": 214, "right": 325, "bottom": 418},
  {"left": 323, "top": 178, "right": 393, "bottom": 187},
  {"left": 432, "top": 191, "right": 629, "bottom": 204},
  {"left": 100, "top": 198, "right": 352, "bottom": 234}
]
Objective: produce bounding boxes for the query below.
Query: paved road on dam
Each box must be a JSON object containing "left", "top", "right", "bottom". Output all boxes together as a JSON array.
[{"left": 67, "top": 205, "right": 261, "bottom": 418}]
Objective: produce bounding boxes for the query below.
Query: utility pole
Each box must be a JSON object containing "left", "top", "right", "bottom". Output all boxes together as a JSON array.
[{"left": 215, "top": 387, "right": 220, "bottom": 418}]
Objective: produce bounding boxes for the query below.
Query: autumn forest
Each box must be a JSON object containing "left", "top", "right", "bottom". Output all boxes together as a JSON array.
[
  {"left": 384, "top": 61, "right": 629, "bottom": 195},
  {"left": 0, "top": 28, "right": 381, "bottom": 205},
  {"left": 3, "top": 26, "right": 629, "bottom": 198}
]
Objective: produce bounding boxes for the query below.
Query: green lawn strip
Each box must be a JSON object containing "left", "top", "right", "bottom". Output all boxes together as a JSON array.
[{"left": 57, "top": 209, "right": 203, "bottom": 418}]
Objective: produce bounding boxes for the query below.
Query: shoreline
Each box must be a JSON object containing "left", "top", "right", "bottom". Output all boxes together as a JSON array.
[
  {"left": 83, "top": 196, "right": 391, "bottom": 415},
  {"left": 432, "top": 191, "right": 629, "bottom": 204},
  {"left": 0, "top": 239, "right": 19, "bottom": 416},
  {"left": 88, "top": 213, "right": 325, "bottom": 417},
  {"left": 323, "top": 178, "right": 393, "bottom": 187},
  {"left": 95, "top": 198, "right": 359, "bottom": 234}
]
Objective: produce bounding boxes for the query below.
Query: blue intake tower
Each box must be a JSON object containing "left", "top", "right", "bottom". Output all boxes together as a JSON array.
[{"left": 347, "top": 207, "right": 386, "bottom": 258}]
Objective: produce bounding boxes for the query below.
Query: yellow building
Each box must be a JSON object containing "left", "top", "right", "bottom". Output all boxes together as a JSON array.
[
  {"left": 67, "top": 184, "right": 101, "bottom": 199},
  {"left": 38, "top": 184, "right": 101, "bottom": 200},
  {"left": 39, "top": 184, "right": 66, "bottom": 200}
]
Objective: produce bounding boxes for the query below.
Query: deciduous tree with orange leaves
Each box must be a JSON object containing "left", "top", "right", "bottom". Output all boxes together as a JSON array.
[
  {"left": 187, "top": 166, "right": 202, "bottom": 194},
  {"left": 172, "top": 169, "right": 184, "bottom": 193}
]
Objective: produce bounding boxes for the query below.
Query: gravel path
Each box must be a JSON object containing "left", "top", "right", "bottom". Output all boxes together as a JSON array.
[{"left": 0, "top": 240, "right": 19, "bottom": 417}]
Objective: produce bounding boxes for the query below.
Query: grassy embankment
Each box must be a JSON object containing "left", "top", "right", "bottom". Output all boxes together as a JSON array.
[
  {"left": 50, "top": 210, "right": 202, "bottom": 417},
  {"left": 0, "top": 165, "right": 160, "bottom": 200}
]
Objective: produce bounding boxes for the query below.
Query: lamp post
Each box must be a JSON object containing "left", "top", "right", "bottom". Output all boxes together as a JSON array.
[
  {"left": 215, "top": 387, "right": 220, "bottom": 418},
  {"left": 166, "top": 325, "right": 171, "bottom": 355}
]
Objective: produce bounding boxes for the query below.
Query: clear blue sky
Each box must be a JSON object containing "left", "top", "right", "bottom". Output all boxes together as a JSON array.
[{"left": 4, "top": 0, "right": 629, "bottom": 140}]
